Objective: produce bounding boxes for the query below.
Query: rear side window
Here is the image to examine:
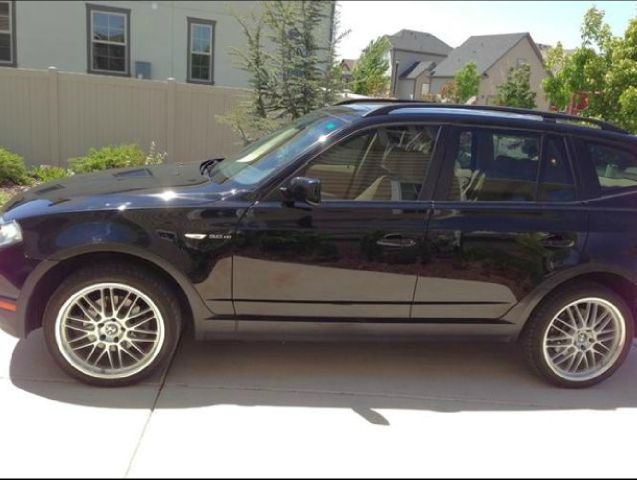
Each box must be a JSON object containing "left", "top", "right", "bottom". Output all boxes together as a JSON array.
[
  {"left": 587, "top": 143, "right": 637, "bottom": 193},
  {"left": 445, "top": 130, "right": 576, "bottom": 203},
  {"left": 538, "top": 136, "right": 575, "bottom": 202},
  {"left": 447, "top": 130, "right": 541, "bottom": 202}
]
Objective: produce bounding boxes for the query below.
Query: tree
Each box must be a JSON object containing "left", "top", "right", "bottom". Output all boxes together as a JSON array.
[
  {"left": 542, "top": 7, "right": 637, "bottom": 133},
  {"left": 454, "top": 62, "right": 480, "bottom": 103},
  {"left": 496, "top": 63, "right": 537, "bottom": 108},
  {"left": 350, "top": 36, "right": 391, "bottom": 96},
  {"left": 218, "top": 0, "right": 346, "bottom": 144}
]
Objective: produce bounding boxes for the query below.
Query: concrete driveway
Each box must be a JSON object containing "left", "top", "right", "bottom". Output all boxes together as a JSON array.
[{"left": 1, "top": 329, "right": 636, "bottom": 478}]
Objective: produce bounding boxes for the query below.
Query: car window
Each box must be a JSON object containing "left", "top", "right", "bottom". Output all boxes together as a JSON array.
[
  {"left": 300, "top": 125, "right": 439, "bottom": 201},
  {"left": 538, "top": 136, "right": 575, "bottom": 202},
  {"left": 446, "top": 130, "right": 541, "bottom": 202},
  {"left": 587, "top": 142, "right": 637, "bottom": 193},
  {"left": 208, "top": 109, "right": 357, "bottom": 188}
]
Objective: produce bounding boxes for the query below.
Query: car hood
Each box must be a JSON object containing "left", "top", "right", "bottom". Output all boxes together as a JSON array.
[{"left": 2, "top": 162, "right": 250, "bottom": 221}]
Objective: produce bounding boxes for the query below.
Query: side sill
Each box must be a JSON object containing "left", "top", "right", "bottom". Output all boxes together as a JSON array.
[{"left": 195, "top": 318, "right": 520, "bottom": 342}]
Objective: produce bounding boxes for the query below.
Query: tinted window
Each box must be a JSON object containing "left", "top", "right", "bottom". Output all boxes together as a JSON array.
[
  {"left": 588, "top": 143, "right": 637, "bottom": 193},
  {"left": 447, "top": 130, "right": 540, "bottom": 202},
  {"left": 538, "top": 136, "right": 575, "bottom": 202},
  {"left": 301, "top": 125, "right": 439, "bottom": 201}
]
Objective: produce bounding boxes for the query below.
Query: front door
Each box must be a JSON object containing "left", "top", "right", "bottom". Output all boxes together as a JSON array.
[
  {"left": 419, "top": 127, "right": 588, "bottom": 321},
  {"left": 233, "top": 123, "right": 443, "bottom": 320}
]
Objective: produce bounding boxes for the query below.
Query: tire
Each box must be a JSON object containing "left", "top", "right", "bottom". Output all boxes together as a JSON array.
[
  {"left": 521, "top": 281, "right": 634, "bottom": 388},
  {"left": 43, "top": 263, "right": 182, "bottom": 387}
]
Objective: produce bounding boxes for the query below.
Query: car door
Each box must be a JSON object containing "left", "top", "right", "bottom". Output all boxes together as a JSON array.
[
  {"left": 419, "top": 126, "right": 588, "bottom": 321},
  {"left": 233, "top": 123, "right": 444, "bottom": 320}
]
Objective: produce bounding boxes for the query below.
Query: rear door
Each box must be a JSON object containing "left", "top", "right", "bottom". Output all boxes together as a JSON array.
[
  {"left": 419, "top": 126, "right": 588, "bottom": 321},
  {"left": 576, "top": 138, "right": 637, "bottom": 276},
  {"left": 233, "top": 123, "right": 444, "bottom": 320}
]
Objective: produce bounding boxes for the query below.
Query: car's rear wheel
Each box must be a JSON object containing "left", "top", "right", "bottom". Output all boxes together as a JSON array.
[
  {"left": 522, "top": 282, "right": 634, "bottom": 388},
  {"left": 43, "top": 264, "right": 182, "bottom": 387}
]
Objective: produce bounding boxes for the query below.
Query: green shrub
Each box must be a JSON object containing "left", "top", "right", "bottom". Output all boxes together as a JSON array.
[
  {"left": 68, "top": 142, "right": 166, "bottom": 174},
  {"left": 0, "top": 147, "right": 30, "bottom": 186},
  {"left": 29, "top": 165, "right": 72, "bottom": 183}
]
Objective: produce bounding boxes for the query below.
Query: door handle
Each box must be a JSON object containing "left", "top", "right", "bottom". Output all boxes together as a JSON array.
[
  {"left": 376, "top": 234, "right": 417, "bottom": 249},
  {"left": 540, "top": 235, "right": 575, "bottom": 249}
]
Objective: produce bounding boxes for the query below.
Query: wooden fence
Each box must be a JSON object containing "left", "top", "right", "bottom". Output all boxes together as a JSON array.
[{"left": 0, "top": 67, "right": 246, "bottom": 166}]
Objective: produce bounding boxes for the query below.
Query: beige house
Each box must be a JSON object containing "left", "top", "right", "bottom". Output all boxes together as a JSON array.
[
  {"left": 386, "top": 29, "right": 452, "bottom": 100},
  {"left": 430, "top": 32, "right": 549, "bottom": 109},
  {"left": 339, "top": 58, "right": 357, "bottom": 88}
]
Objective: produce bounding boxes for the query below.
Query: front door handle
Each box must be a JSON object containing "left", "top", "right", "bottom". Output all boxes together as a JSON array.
[
  {"left": 376, "top": 234, "right": 417, "bottom": 249},
  {"left": 540, "top": 235, "right": 575, "bottom": 249}
]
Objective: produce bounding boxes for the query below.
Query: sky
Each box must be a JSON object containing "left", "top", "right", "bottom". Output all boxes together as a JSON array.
[{"left": 336, "top": 1, "right": 636, "bottom": 59}]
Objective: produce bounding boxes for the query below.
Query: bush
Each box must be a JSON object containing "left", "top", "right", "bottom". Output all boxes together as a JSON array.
[
  {"left": 0, "top": 147, "right": 30, "bottom": 186},
  {"left": 29, "top": 165, "right": 72, "bottom": 183},
  {"left": 69, "top": 142, "right": 165, "bottom": 174}
]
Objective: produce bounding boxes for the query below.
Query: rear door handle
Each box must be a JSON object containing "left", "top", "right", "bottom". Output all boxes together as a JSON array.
[
  {"left": 376, "top": 234, "right": 417, "bottom": 249},
  {"left": 540, "top": 235, "right": 575, "bottom": 249}
]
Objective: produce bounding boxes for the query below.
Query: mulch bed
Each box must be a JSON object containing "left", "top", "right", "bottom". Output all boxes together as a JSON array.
[{"left": 0, "top": 184, "right": 31, "bottom": 203}]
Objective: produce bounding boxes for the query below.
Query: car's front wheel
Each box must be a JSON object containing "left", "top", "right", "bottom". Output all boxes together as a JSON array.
[
  {"left": 43, "top": 264, "right": 182, "bottom": 387},
  {"left": 522, "top": 282, "right": 634, "bottom": 388}
]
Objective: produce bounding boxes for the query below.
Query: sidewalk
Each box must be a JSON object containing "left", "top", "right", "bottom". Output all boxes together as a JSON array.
[{"left": 1, "top": 330, "right": 636, "bottom": 477}]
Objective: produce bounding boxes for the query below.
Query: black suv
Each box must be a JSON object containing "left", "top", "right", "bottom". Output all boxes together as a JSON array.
[{"left": 1, "top": 101, "right": 636, "bottom": 388}]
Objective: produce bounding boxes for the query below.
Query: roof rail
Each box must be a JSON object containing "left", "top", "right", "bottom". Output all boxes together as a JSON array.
[
  {"left": 335, "top": 99, "right": 628, "bottom": 134},
  {"left": 336, "top": 98, "right": 415, "bottom": 105}
]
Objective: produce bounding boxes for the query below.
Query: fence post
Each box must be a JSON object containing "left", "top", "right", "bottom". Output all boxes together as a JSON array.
[
  {"left": 47, "top": 66, "right": 61, "bottom": 166},
  {"left": 166, "top": 77, "right": 176, "bottom": 163}
]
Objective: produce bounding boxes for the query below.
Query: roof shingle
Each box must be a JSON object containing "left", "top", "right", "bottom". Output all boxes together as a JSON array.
[
  {"left": 432, "top": 32, "right": 531, "bottom": 77},
  {"left": 387, "top": 29, "right": 452, "bottom": 56}
]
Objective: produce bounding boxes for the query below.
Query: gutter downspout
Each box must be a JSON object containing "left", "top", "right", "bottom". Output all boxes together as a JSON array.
[{"left": 392, "top": 59, "right": 399, "bottom": 97}]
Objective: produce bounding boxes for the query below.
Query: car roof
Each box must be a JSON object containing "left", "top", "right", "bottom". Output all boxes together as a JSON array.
[{"left": 335, "top": 100, "right": 636, "bottom": 145}]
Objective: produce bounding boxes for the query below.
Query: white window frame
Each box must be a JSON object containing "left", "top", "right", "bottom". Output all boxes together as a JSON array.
[
  {"left": 0, "top": 0, "right": 15, "bottom": 66},
  {"left": 87, "top": 5, "right": 130, "bottom": 76},
  {"left": 187, "top": 18, "right": 215, "bottom": 84}
]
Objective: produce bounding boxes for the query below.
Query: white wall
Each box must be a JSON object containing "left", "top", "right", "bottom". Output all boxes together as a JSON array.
[{"left": 13, "top": 1, "right": 333, "bottom": 88}]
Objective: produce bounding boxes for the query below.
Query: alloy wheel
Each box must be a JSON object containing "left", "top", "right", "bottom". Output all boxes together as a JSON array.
[
  {"left": 54, "top": 283, "right": 166, "bottom": 379},
  {"left": 542, "top": 297, "right": 626, "bottom": 382}
]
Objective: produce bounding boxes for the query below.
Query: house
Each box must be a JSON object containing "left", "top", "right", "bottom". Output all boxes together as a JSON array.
[
  {"left": 386, "top": 29, "right": 452, "bottom": 99},
  {"left": 430, "top": 32, "right": 549, "bottom": 109},
  {"left": 339, "top": 58, "right": 357, "bottom": 87},
  {"left": 0, "top": 0, "right": 334, "bottom": 88}
]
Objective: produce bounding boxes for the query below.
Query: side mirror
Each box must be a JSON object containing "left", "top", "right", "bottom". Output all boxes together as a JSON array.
[{"left": 281, "top": 176, "right": 321, "bottom": 206}]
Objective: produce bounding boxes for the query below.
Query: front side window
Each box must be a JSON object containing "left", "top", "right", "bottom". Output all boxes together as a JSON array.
[
  {"left": 300, "top": 125, "right": 439, "bottom": 202},
  {"left": 88, "top": 5, "right": 129, "bottom": 75},
  {"left": 587, "top": 142, "right": 637, "bottom": 193},
  {"left": 188, "top": 19, "right": 214, "bottom": 83},
  {"left": 0, "top": 1, "right": 15, "bottom": 66}
]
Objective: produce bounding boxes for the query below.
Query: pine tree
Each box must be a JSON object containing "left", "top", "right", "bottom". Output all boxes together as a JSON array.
[{"left": 218, "top": 0, "right": 345, "bottom": 143}]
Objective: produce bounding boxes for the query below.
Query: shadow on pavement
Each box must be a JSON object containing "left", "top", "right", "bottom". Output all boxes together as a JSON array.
[{"left": 10, "top": 329, "right": 637, "bottom": 416}]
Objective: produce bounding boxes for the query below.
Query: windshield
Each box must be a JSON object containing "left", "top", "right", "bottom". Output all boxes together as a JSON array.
[{"left": 208, "top": 109, "right": 357, "bottom": 188}]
